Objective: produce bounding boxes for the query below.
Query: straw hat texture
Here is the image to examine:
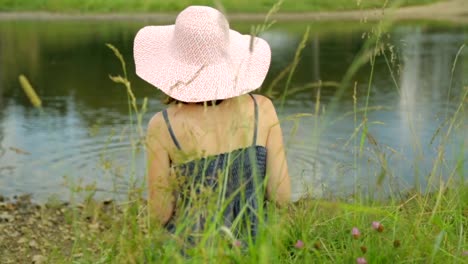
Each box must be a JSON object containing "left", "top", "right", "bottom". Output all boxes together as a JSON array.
[{"left": 134, "top": 6, "right": 271, "bottom": 102}]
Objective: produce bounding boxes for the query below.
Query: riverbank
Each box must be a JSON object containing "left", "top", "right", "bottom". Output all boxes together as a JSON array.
[
  {"left": 0, "top": 0, "right": 443, "bottom": 13},
  {"left": 0, "top": 194, "right": 117, "bottom": 263},
  {"left": 1, "top": 185, "right": 467, "bottom": 263},
  {"left": 0, "top": 0, "right": 466, "bottom": 23}
]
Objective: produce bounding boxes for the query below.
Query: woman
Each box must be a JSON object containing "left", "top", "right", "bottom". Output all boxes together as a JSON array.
[{"left": 134, "top": 6, "right": 290, "bottom": 239}]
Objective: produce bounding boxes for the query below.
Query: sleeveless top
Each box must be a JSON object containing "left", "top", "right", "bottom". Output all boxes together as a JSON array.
[{"left": 162, "top": 95, "right": 267, "bottom": 239}]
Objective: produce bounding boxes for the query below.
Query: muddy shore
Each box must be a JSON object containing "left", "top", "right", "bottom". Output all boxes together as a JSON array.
[{"left": 0, "top": 194, "right": 118, "bottom": 263}]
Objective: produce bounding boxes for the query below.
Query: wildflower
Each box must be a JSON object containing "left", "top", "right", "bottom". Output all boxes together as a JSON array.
[
  {"left": 356, "top": 257, "right": 368, "bottom": 264},
  {"left": 462, "top": 250, "right": 468, "bottom": 256},
  {"left": 360, "top": 246, "right": 367, "bottom": 253},
  {"left": 232, "top": 240, "right": 242, "bottom": 248},
  {"left": 372, "top": 221, "right": 384, "bottom": 232},
  {"left": 352, "top": 227, "right": 361, "bottom": 239},
  {"left": 313, "top": 241, "right": 321, "bottom": 250},
  {"left": 294, "top": 240, "right": 304, "bottom": 249}
]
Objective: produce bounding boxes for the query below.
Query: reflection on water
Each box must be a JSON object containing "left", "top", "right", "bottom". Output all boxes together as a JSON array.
[
  {"left": 396, "top": 27, "right": 466, "bottom": 189},
  {"left": 0, "top": 20, "right": 466, "bottom": 201}
]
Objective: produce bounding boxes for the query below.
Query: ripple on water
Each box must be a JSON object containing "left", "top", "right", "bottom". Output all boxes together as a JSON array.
[{"left": 0, "top": 107, "right": 146, "bottom": 201}]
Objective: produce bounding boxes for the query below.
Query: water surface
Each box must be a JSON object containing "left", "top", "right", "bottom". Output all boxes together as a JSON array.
[{"left": 0, "top": 20, "right": 466, "bottom": 201}]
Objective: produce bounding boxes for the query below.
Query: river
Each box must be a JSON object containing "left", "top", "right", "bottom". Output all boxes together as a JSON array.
[{"left": 0, "top": 20, "right": 466, "bottom": 201}]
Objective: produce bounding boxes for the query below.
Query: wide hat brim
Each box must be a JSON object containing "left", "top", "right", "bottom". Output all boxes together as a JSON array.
[{"left": 134, "top": 25, "right": 271, "bottom": 102}]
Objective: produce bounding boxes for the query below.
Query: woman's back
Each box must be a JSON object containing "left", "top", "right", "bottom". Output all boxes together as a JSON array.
[
  {"left": 146, "top": 94, "right": 290, "bottom": 227},
  {"left": 162, "top": 94, "right": 267, "bottom": 163},
  {"left": 161, "top": 95, "right": 267, "bottom": 238}
]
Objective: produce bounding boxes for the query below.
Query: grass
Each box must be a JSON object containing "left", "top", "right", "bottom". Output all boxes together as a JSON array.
[
  {"left": 0, "top": 0, "right": 443, "bottom": 13},
  {"left": 2, "top": 183, "right": 467, "bottom": 263},
  {"left": 9, "top": 36, "right": 465, "bottom": 264},
  {"left": 4, "top": 0, "right": 467, "bottom": 263}
]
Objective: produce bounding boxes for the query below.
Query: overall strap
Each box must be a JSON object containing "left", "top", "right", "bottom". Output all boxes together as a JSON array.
[
  {"left": 162, "top": 109, "right": 182, "bottom": 150},
  {"left": 249, "top": 94, "right": 259, "bottom": 146}
]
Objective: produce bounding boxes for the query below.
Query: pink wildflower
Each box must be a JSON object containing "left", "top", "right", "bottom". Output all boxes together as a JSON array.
[
  {"left": 352, "top": 227, "right": 361, "bottom": 239},
  {"left": 294, "top": 240, "right": 304, "bottom": 249},
  {"left": 372, "top": 221, "right": 384, "bottom": 232},
  {"left": 356, "top": 257, "right": 368, "bottom": 264},
  {"left": 232, "top": 240, "right": 242, "bottom": 247}
]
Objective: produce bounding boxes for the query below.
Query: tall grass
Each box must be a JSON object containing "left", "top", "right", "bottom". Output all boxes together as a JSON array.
[{"left": 15, "top": 0, "right": 467, "bottom": 263}]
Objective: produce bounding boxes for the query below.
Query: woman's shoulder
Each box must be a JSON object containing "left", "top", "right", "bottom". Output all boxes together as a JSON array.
[
  {"left": 250, "top": 93, "right": 270, "bottom": 103},
  {"left": 250, "top": 94, "right": 277, "bottom": 115},
  {"left": 146, "top": 110, "right": 166, "bottom": 135},
  {"left": 146, "top": 104, "right": 187, "bottom": 133}
]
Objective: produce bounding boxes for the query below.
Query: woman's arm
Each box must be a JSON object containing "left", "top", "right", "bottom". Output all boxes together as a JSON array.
[
  {"left": 146, "top": 113, "right": 175, "bottom": 225},
  {"left": 260, "top": 96, "right": 291, "bottom": 205}
]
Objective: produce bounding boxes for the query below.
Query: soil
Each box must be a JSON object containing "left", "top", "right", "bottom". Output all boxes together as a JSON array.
[
  {"left": 0, "top": 0, "right": 466, "bottom": 23},
  {"left": 0, "top": 194, "right": 116, "bottom": 263}
]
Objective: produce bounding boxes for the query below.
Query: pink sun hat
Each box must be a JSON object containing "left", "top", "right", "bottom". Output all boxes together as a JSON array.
[{"left": 134, "top": 5, "right": 271, "bottom": 102}]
